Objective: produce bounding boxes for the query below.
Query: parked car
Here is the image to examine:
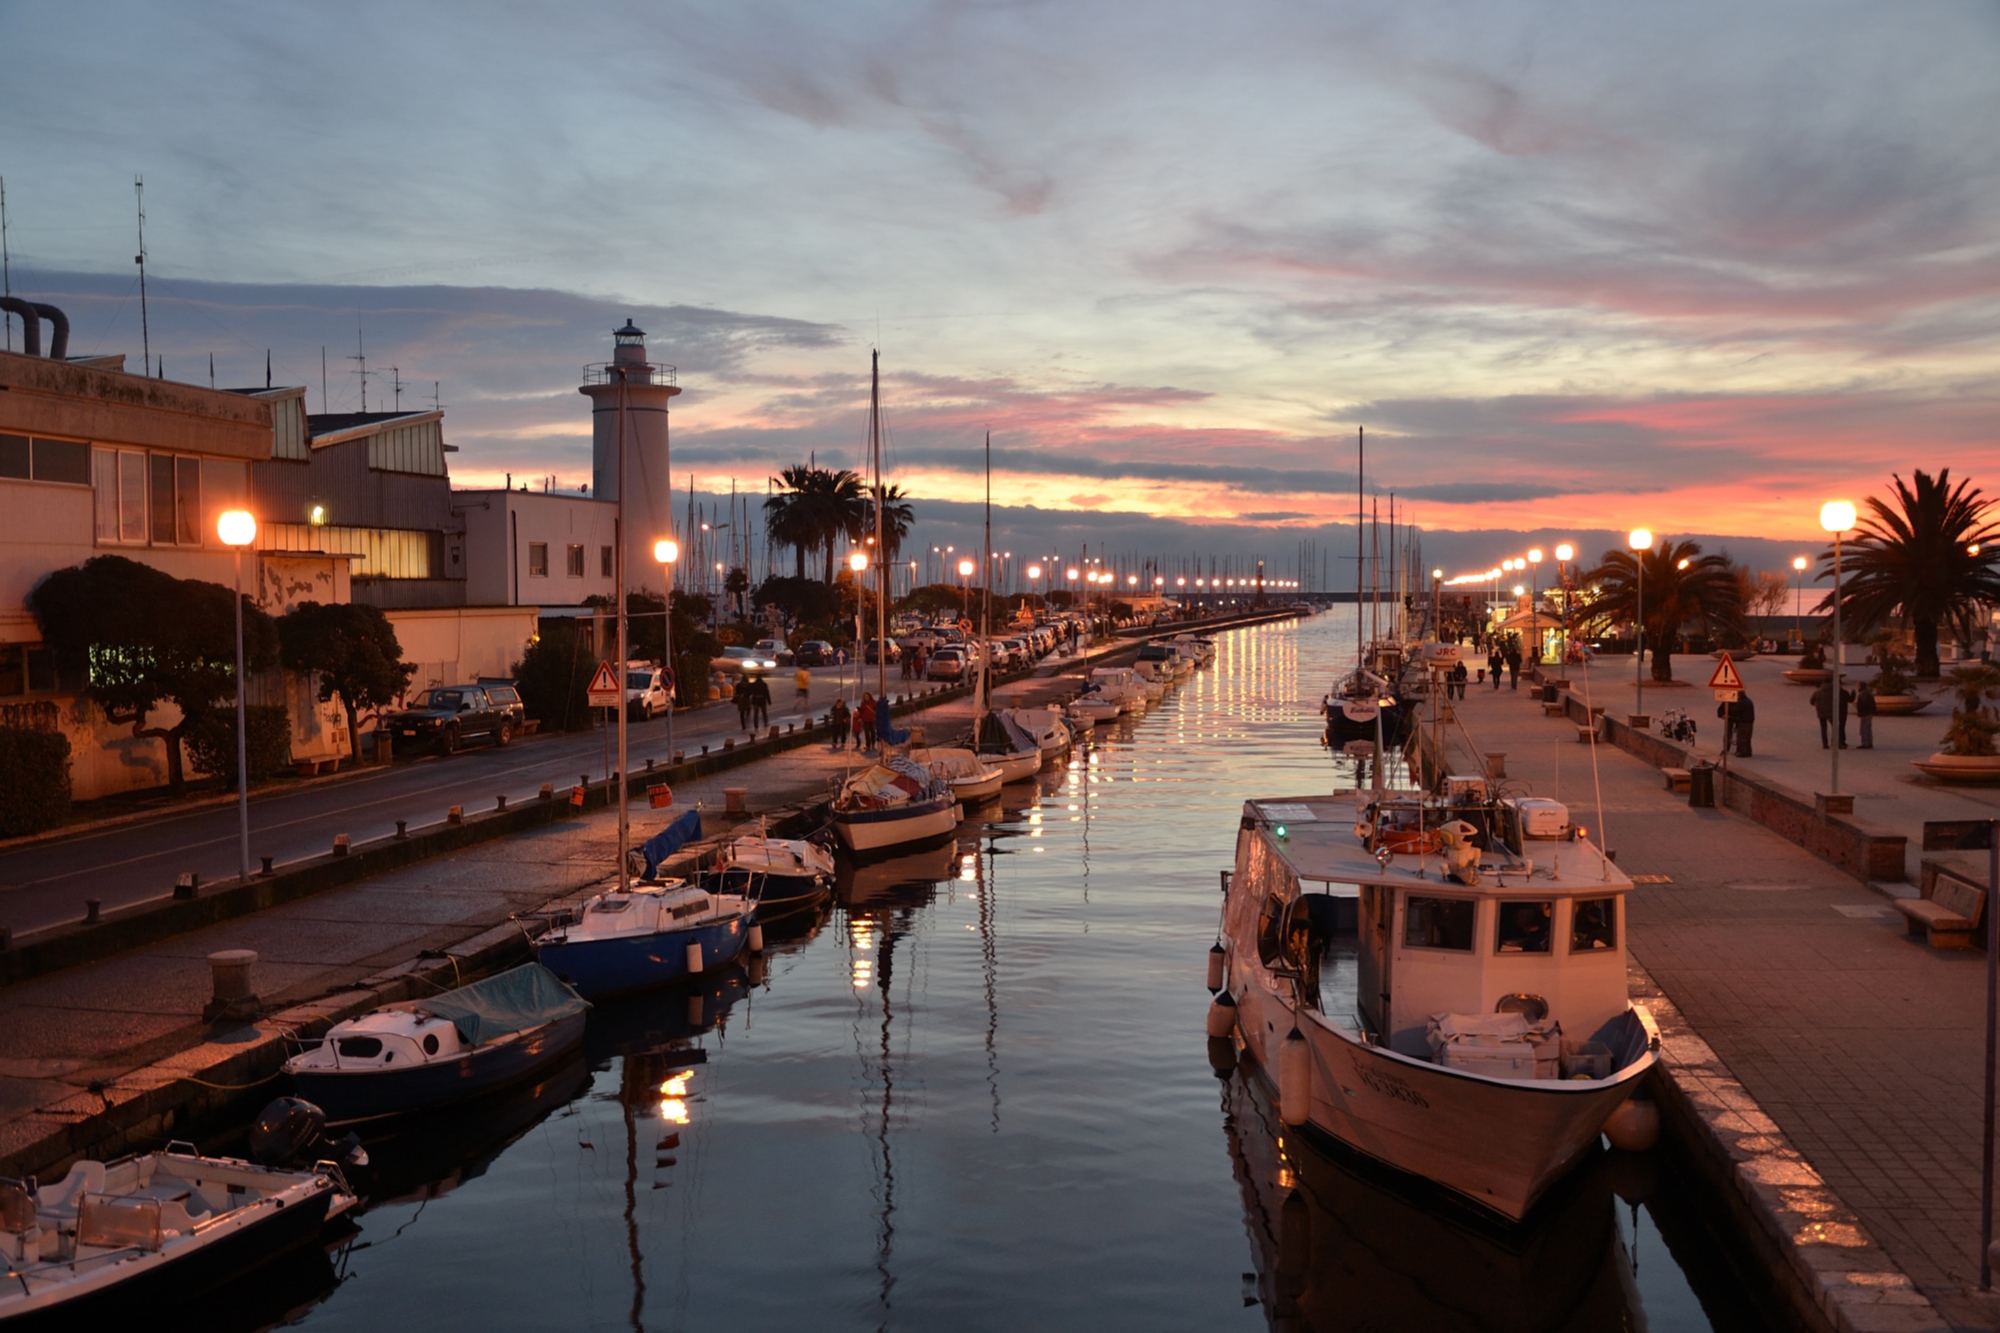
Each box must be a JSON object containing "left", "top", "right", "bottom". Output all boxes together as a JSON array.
[
  {"left": 754, "top": 638, "right": 795, "bottom": 666},
  {"left": 794, "top": 640, "right": 836, "bottom": 667},
  {"left": 714, "top": 646, "right": 780, "bottom": 674},
  {"left": 926, "top": 647, "right": 967, "bottom": 681},
  {"left": 626, "top": 663, "right": 671, "bottom": 720},
  {"left": 476, "top": 679, "right": 527, "bottom": 730},
  {"left": 863, "top": 638, "right": 902, "bottom": 665},
  {"left": 384, "top": 685, "right": 513, "bottom": 754}
]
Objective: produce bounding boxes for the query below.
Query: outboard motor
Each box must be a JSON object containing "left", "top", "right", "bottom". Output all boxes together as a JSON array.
[{"left": 250, "top": 1096, "right": 368, "bottom": 1168}]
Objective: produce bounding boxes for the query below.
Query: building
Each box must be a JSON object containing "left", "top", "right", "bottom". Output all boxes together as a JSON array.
[{"left": 457, "top": 487, "right": 621, "bottom": 608}]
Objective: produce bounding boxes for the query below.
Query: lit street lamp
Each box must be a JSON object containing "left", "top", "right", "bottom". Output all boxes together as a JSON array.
[
  {"left": 1527, "top": 549, "right": 1544, "bottom": 663},
  {"left": 1821, "top": 501, "right": 1857, "bottom": 794},
  {"left": 1629, "top": 529, "right": 1653, "bottom": 715},
  {"left": 216, "top": 509, "right": 258, "bottom": 883},
  {"left": 655, "top": 538, "right": 679, "bottom": 755},
  {"left": 1791, "top": 554, "right": 1809, "bottom": 647},
  {"left": 1554, "top": 543, "right": 1575, "bottom": 665}
]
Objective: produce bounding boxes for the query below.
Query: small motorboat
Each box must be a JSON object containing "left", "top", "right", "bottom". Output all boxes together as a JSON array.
[
  {"left": 1001, "top": 705, "right": 1072, "bottom": 761},
  {"left": 696, "top": 833, "right": 835, "bottom": 912},
  {"left": 282, "top": 963, "right": 590, "bottom": 1124},
  {"left": 1089, "top": 667, "right": 1149, "bottom": 712},
  {"left": 1066, "top": 689, "right": 1121, "bottom": 726},
  {"left": 829, "top": 758, "right": 958, "bottom": 855},
  {"left": 535, "top": 882, "right": 756, "bottom": 1000},
  {"left": 968, "top": 711, "right": 1043, "bottom": 783},
  {"left": 0, "top": 1148, "right": 353, "bottom": 1328},
  {"left": 924, "top": 747, "right": 1005, "bottom": 804}
]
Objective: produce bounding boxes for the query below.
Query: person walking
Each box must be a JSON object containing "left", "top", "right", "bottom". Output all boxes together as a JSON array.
[
  {"left": 747, "top": 674, "right": 770, "bottom": 731},
  {"left": 856, "top": 693, "right": 877, "bottom": 752},
  {"left": 1488, "top": 646, "right": 1504, "bottom": 690},
  {"left": 1811, "top": 680, "right": 1833, "bottom": 749},
  {"left": 735, "top": 676, "right": 754, "bottom": 735},
  {"left": 1504, "top": 644, "right": 1522, "bottom": 690},
  {"left": 1856, "top": 681, "right": 1876, "bottom": 749},
  {"left": 1451, "top": 660, "right": 1468, "bottom": 699},
  {"left": 794, "top": 664, "right": 812, "bottom": 708},
  {"left": 1718, "top": 691, "right": 1756, "bottom": 757},
  {"left": 828, "top": 697, "right": 850, "bottom": 751}
]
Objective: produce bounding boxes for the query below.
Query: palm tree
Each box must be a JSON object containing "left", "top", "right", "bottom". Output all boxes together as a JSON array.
[
  {"left": 1820, "top": 469, "right": 2000, "bottom": 678},
  {"left": 763, "top": 465, "right": 868, "bottom": 583},
  {"left": 873, "top": 483, "right": 916, "bottom": 565},
  {"left": 1580, "top": 539, "right": 1745, "bottom": 682},
  {"left": 764, "top": 464, "right": 824, "bottom": 581}
]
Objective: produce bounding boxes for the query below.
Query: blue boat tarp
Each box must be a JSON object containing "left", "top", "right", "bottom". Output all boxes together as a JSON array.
[
  {"left": 640, "top": 809, "right": 706, "bottom": 878},
  {"left": 423, "top": 962, "right": 589, "bottom": 1048},
  {"left": 877, "top": 704, "right": 910, "bottom": 748}
]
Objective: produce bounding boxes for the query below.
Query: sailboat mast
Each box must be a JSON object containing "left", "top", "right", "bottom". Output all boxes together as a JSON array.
[
  {"left": 979, "top": 431, "right": 992, "bottom": 722},
  {"left": 1355, "top": 426, "right": 1365, "bottom": 661},
  {"left": 872, "top": 350, "right": 888, "bottom": 701},
  {"left": 614, "top": 372, "right": 631, "bottom": 892}
]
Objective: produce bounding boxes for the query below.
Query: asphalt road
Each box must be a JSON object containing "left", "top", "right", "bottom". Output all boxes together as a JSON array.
[{"left": 0, "top": 662, "right": 951, "bottom": 937}]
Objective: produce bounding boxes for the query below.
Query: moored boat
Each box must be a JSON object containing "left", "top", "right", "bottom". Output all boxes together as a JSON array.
[
  {"left": 830, "top": 758, "right": 958, "bottom": 855},
  {"left": 924, "top": 747, "right": 1005, "bottom": 803},
  {"left": 0, "top": 1149, "right": 353, "bottom": 1329},
  {"left": 534, "top": 881, "right": 755, "bottom": 999},
  {"left": 1066, "top": 690, "right": 1121, "bottom": 726},
  {"left": 695, "top": 833, "right": 835, "bottom": 912},
  {"left": 282, "top": 963, "right": 589, "bottom": 1124},
  {"left": 1218, "top": 790, "right": 1658, "bottom": 1221},
  {"left": 1001, "top": 704, "right": 1072, "bottom": 762}
]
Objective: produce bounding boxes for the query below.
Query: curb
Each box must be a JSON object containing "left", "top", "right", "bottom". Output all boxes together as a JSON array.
[{"left": 1633, "top": 960, "right": 1948, "bottom": 1332}]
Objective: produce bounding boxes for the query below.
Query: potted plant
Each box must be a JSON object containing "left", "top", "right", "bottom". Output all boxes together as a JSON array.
[
  {"left": 1867, "top": 634, "right": 1928, "bottom": 716},
  {"left": 1782, "top": 640, "right": 1832, "bottom": 686},
  {"left": 1912, "top": 664, "right": 2000, "bottom": 784}
]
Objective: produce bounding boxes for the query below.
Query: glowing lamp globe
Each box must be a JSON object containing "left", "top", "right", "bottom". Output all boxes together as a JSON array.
[
  {"left": 1820, "top": 501, "right": 1856, "bottom": 534},
  {"left": 654, "top": 539, "right": 679, "bottom": 565},
  {"left": 1628, "top": 528, "right": 1652, "bottom": 552},
  {"left": 1792, "top": 556, "right": 1808, "bottom": 571},
  {"left": 1555, "top": 543, "right": 1574, "bottom": 562},
  {"left": 957, "top": 558, "right": 975, "bottom": 578},
  {"left": 1026, "top": 564, "right": 1043, "bottom": 580},
  {"left": 217, "top": 510, "right": 257, "bottom": 547},
  {"left": 1528, "top": 548, "right": 1543, "bottom": 564}
]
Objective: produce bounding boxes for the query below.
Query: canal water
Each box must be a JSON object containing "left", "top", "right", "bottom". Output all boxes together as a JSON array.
[{"left": 261, "top": 611, "right": 1790, "bottom": 1331}]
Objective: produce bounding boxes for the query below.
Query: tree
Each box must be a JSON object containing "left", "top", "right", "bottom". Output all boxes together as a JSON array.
[
  {"left": 1579, "top": 540, "right": 1744, "bottom": 682},
  {"left": 764, "top": 464, "right": 868, "bottom": 583},
  {"left": 512, "top": 619, "right": 598, "bottom": 732},
  {"left": 1822, "top": 469, "right": 2000, "bottom": 678},
  {"left": 29, "top": 555, "right": 277, "bottom": 794},
  {"left": 278, "top": 601, "right": 416, "bottom": 762},
  {"left": 725, "top": 565, "right": 749, "bottom": 620},
  {"left": 872, "top": 483, "right": 916, "bottom": 565},
  {"left": 755, "top": 575, "right": 838, "bottom": 629}
]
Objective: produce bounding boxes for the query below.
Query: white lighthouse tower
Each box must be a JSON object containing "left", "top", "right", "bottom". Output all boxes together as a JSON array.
[{"left": 580, "top": 320, "right": 681, "bottom": 577}]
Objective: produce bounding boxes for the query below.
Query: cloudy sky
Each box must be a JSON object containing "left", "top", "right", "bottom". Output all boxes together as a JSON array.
[{"left": 4, "top": 1, "right": 1996, "bottom": 580}]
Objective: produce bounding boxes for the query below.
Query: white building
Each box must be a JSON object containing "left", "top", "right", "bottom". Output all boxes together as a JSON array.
[{"left": 457, "top": 488, "right": 622, "bottom": 608}]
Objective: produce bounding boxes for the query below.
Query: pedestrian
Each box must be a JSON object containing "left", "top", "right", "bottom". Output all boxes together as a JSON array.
[
  {"left": 747, "top": 674, "right": 770, "bottom": 731},
  {"left": 1451, "top": 661, "right": 1468, "bottom": 699},
  {"left": 1488, "top": 647, "right": 1503, "bottom": 690},
  {"left": 1732, "top": 690, "right": 1755, "bottom": 757},
  {"left": 795, "top": 664, "right": 812, "bottom": 707},
  {"left": 1856, "top": 681, "right": 1876, "bottom": 749},
  {"left": 828, "top": 697, "right": 850, "bottom": 750},
  {"left": 1811, "top": 680, "right": 1833, "bottom": 749},
  {"left": 1504, "top": 645, "right": 1521, "bottom": 690},
  {"left": 858, "top": 692, "right": 878, "bottom": 751},
  {"left": 735, "top": 675, "right": 754, "bottom": 734}
]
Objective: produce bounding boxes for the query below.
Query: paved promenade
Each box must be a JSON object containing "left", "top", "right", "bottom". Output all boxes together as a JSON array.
[{"left": 1448, "top": 664, "right": 1997, "bottom": 1328}]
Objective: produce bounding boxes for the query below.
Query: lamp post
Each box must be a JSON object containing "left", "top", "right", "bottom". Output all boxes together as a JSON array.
[
  {"left": 851, "top": 551, "right": 870, "bottom": 691},
  {"left": 216, "top": 509, "right": 258, "bottom": 883},
  {"left": 1527, "top": 549, "right": 1544, "bottom": 664},
  {"left": 1792, "top": 555, "right": 1809, "bottom": 648},
  {"left": 957, "top": 556, "right": 975, "bottom": 625},
  {"left": 655, "top": 538, "right": 678, "bottom": 758},
  {"left": 1555, "top": 543, "right": 1574, "bottom": 666},
  {"left": 1821, "top": 501, "right": 1857, "bottom": 794},
  {"left": 1629, "top": 529, "right": 1653, "bottom": 716}
]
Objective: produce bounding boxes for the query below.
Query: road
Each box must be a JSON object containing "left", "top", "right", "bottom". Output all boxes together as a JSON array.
[{"left": 0, "top": 661, "right": 954, "bottom": 937}]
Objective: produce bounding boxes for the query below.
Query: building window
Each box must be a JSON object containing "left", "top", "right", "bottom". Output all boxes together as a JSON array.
[
  {"left": 143, "top": 454, "right": 202, "bottom": 545},
  {"left": 601, "top": 546, "right": 613, "bottom": 577},
  {"left": 0, "top": 644, "right": 60, "bottom": 697},
  {"left": 0, "top": 434, "right": 88, "bottom": 485},
  {"left": 260, "top": 523, "right": 437, "bottom": 579},
  {"left": 93, "top": 447, "right": 156, "bottom": 545},
  {"left": 529, "top": 543, "right": 549, "bottom": 577},
  {"left": 567, "top": 544, "right": 585, "bottom": 577}
]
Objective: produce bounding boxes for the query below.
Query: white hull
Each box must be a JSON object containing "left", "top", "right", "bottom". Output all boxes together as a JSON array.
[
  {"left": 1068, "top": 699, "right": 1120, "bottom": 725},
  {"left": 949, "top": 771, "right": 1004, "bottom": 802},
  {"left": 984, "top": 749, "right": 1043, "bottom": 783},
  {"left": 1231, "top": 975, "right": 1654, "bottom": 1220},
  {"left": 832, "top": 797, "right": 958, "bottom": 853}
]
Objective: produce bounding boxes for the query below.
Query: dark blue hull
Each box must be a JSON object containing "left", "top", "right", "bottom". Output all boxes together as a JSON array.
[
  {"left": 535, "top": 914, "right": 752, "bottom": 1000},
  {"left": 696, "top": 865, "right": 827, "bottom": 908},
  {"left": 291, "top": 1010, "right": 589, "bottom": 1125}
]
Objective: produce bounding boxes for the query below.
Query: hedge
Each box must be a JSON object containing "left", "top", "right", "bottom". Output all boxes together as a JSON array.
[
  {"left": 183, "top": 704, "right": 292, "bottom": 783},
  {"left": 0, "top": 728, "right": 72, "bottom": 837}
]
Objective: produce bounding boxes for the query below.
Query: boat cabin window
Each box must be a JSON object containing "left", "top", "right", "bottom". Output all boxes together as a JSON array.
[
  {"left": 1496, "top": 901, "right": 1554, "bottom": 954},
  {"left": 1403, "top": 896, "right": 1474, "bottom": 951},
  {"left": 336, "top": 1036, "right": 384, "bottom": 1059},
  {"left": 1571, "top": 897, "right": 1617, "bottom": 952}
]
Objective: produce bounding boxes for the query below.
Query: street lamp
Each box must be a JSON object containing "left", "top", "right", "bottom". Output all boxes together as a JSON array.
[
  {"left": 1555, "top": 543, "right": 1575, "bottom": 665},
  {"left": 1629, "top": 529, "right": 1653, "bottom": 716},
  {"left": 957, "top": 556, "right": 975, "bottom": 624},
  {"left": 1821, "top": 501, "right": 1857, "bottom": 794},
  {"left": 655, "top": 538, "right": 679, "bottom": 754},
  {"left": 1527, "top": 549, "right": 1544, "bottom": 664},
  {"left": 1791, "top": 555, "right": 1809, "bottom": 647},
  {"left": 216, "top": 509, "right": 257, "bottom": 883}
]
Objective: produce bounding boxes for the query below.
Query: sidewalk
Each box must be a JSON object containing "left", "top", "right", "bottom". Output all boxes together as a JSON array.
[{"left": 1444, "top": 672, "right": 1995, "bottom": 1328}]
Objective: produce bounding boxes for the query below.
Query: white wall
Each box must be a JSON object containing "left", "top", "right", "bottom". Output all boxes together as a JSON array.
[{"left": 458, "top": 489, "right": 620, "bottom": 608}]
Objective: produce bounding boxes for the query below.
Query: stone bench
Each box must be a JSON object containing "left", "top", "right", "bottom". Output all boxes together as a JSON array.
[
  {"left": 292, "top": 756, "right": 343, "bottom": 777},
  {"left": 1542, "top": 701, "right": 1567, "bottom": 717},
  {"left": 1896, "top": 863, "right": 1986, "bottom": 949},
  {"left": 1661, "top": 767, "right": 1692, "bottom": 794},
  {"left": 1576, "top": 725, "right": 1596, "bottom": 744}
]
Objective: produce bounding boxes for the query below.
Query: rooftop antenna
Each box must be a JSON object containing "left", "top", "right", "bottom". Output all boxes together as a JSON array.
[
  {"left": 265, "top": 350, "right": 271, "bottom": 389},
  {"left": 208, "top": 352, "right": 214, "bottom": 388},
  {"left": 431, "top": 380, "right": 441, "bottom": 413},
  {"left": 1, "top": 175, "right": 12, "bottom": 352},
  {"left": 346, "top": 325, "right": 373, "bottom": 412},
  {"left": 134, "top": 176, "right": 151, "bottom": 372},
  {"left": 391, "top": 366, "right": 402, "bottom": 411},
  {"left": 321, "top": 347, "right": 328, "bottom": 413}
]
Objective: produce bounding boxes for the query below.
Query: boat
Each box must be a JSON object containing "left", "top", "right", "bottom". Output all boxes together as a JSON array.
[
  {"left": 923, "top": 747, "right": 1005, "bottom": 804},
  {"left": 1087, "top": 667, "right": 1148, "bottom": 713},
  {"left": 968, "top": 710, "right": 1043, "bottom": 782},
  {"left": 534, "top": 880, "right": 756, "bottom": 1000},
  {"left": 281, "top": 963, "right": 589, "bottom": 1124},
  {"left": 695, "top": 831, "right": 835, "bottom": 913},
  {"left": 1000, "top": 704, "right": 1072, "bottom": 762},
  {"left": 1066, "top": 689, "right": 1121, "bottom": 726},
  {"left": 1217, "top": 789, "right": 1658, "bottom": 1221},
  {"left": 0, "top": 1148, "right": 353, "bottom": 1328},
  {"left": 1171, "top": 633, "right": 1216, "bottom": 666},
  {"left": 829, "top": 757, "right": 959, "bottom": 855}
]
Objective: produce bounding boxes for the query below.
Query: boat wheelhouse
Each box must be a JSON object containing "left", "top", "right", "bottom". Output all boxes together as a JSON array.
[{"left": 1220, "top": 791, "right": 1656, "bottom": 1221}]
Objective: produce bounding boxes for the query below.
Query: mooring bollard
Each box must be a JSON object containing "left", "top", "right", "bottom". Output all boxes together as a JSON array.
[
  {"left": 395, "top": 819, "right": 408, "bottom": 838},
  {"left": 174, "top": 871, "right": 199, "bottom": 901},
  {"left": 540, "top": 783, "right": 554, "bottom": 802},
  {"left": 84, "top": 899, "right": 102, "bottom": 924},
  {"left": 701, "top": 745, "right": 710, "bottom": 756},
  {"left": 260, "top": 855, "right": 274, "bottom": 876},
  {"left": 646, "top": 758, "right": 655, "bottom": 772},
  {"left": 333, "top": 833, "right": 351, "bottom": 856},
  {"left": 204, "top": 949, "right": 259, "bottom": 1022},
  {"left": 447, "top": 806, "right": 463, "bottom": 825},
  {"left": 723, "top": 738, "right": 735, "bottom": 751},
  {"left": 725, "top": 787, "right": 748, "bottom": 814},
  {"left": 672, "top": 751, "right": 684, "bottom": 764},
  {"left": 768, "top": 726, "right": 781, "bottom": 741},
  {"left": 495, "top": 795, "right": 508, "bottom": 812}
]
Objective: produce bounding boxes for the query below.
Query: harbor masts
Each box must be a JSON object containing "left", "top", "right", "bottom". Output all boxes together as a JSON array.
[
  {"left": 614, "top": 372, "right": 630, "bottom": 892},
  {"left": 872, "top": 350, "right": 888, "bottom": 702},
  {"left": 1355, "top": 427, "right": 1365, "bottom": 659}
]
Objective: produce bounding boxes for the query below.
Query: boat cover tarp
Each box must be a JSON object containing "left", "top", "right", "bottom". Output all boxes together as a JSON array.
[
  {"left": 423, "top": 963, "right": 589, "bottom": 1047},
  {"left": 841, "top": 758, "right": 942, "bottom": 807},
  {"left": 976, "top": 711, "right": 1037, "bottom": 756},
  {"left": 924, "top": 748, "right": 992, "bottom": 780},
  {"left": 640, "top": 808, "right": 706, "bottom": 879},
  {"left": 877, "top": 703, "right": 911, "bottom": 748}
]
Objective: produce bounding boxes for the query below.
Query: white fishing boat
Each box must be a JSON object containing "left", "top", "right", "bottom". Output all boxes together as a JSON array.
[
  {"left": 1066, "top": 690, "right": 1121, "bottom": 726},
  {"left": 1088, "top": 667, "right": 1148, "bottom": 713},
  {"left": 1001, "top": 705, "right": 1072, "bottom": 762},
  {"left": 1171, "top": 633, "right": 1216, "bottom": 667},
  {"left": 969, "top": 710, "right": 1044, "bottom": 782},
  {"left": 923, "top": 747, "right": 1005, "bottom": 803},
  {"left": 0, "top": 1148, "right": 353, "bottom": 1326},
  {"left": 1216, "top": 790, "right": 1658, "bottom": 1221},
  {"left": 830, "top": 758, "right": 959, "bottom": 855}
]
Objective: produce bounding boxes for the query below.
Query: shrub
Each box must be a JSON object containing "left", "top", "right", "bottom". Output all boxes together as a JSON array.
[
  {"left": 514, "top": 620, "right": 598, "bottom": 732},
  {"left": 1940, "top": 664, "right": 2000, "bottom": 758},
  {"left": 673, "top": 652, "right": 712, "bottom": 708},
  {"left": 183, "top": 704, "right": 291, "bottom": 782},
  {"left": 0, "top": 727, "right": 72, "bottom": 836}
]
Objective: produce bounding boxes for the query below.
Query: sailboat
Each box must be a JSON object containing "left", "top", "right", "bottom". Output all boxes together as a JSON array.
[
  {"left": 830, "top": 351, "right": 958, "bottom": 856},
  {"left": 1324, "top": 427, "right": 1413, "bottom": 751},
  {"left": 962, "top": 431, "right": 1043, "bottom": 784}
]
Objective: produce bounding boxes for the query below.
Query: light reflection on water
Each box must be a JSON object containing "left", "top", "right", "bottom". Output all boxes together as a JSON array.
[{"left": 283, "top": 611, "right": 1762, "bottom": 1331}]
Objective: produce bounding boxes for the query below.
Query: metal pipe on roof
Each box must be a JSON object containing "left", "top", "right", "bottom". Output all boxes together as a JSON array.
[
  {"left": 28, "top": 302, "right": 66, "bottom": 359},
  {"left": 0, "top": 297, "right": 40, "bottom": 356}
]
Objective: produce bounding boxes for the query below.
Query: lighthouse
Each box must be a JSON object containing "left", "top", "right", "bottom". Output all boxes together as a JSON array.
[{"left": 580, "top": 320, "right": 681, "bottom": 578}]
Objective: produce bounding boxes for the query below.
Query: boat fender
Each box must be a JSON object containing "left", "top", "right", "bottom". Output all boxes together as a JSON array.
[
  {"left": 686, "top": 941, "right": 705, "bottom": 974},
  {"left": 1603, "top": 1096, "right": 1660, "bottom": 1152},
  {"left": 1206, "top": 1035, "right": 1237, "bottom": 1077},
  {"left": 1279, "top": 1027, "right": 1312, "bottom": 1127},
  {"left": 1206, "top": 942, "right": 1226, "bottom": 992},
  {"left": 748, "top": 922, "right": 765, "bottom": 953},
  {"left": 1206, "top": 989, "right": 1239, "bottom": 1039}
]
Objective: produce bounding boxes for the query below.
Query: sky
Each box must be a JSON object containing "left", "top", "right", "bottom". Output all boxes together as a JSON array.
[{"left": 3, "top": 0, "right": 1997, "bottom": 584}]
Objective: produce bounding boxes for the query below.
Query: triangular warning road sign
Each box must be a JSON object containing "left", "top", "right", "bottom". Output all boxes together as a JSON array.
[
  {"left": 586, "top": 660, "right": 621, "bottom": 706},
  {"left": 1707, "top": 653, "right": 1744, "bottom": 691}
]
